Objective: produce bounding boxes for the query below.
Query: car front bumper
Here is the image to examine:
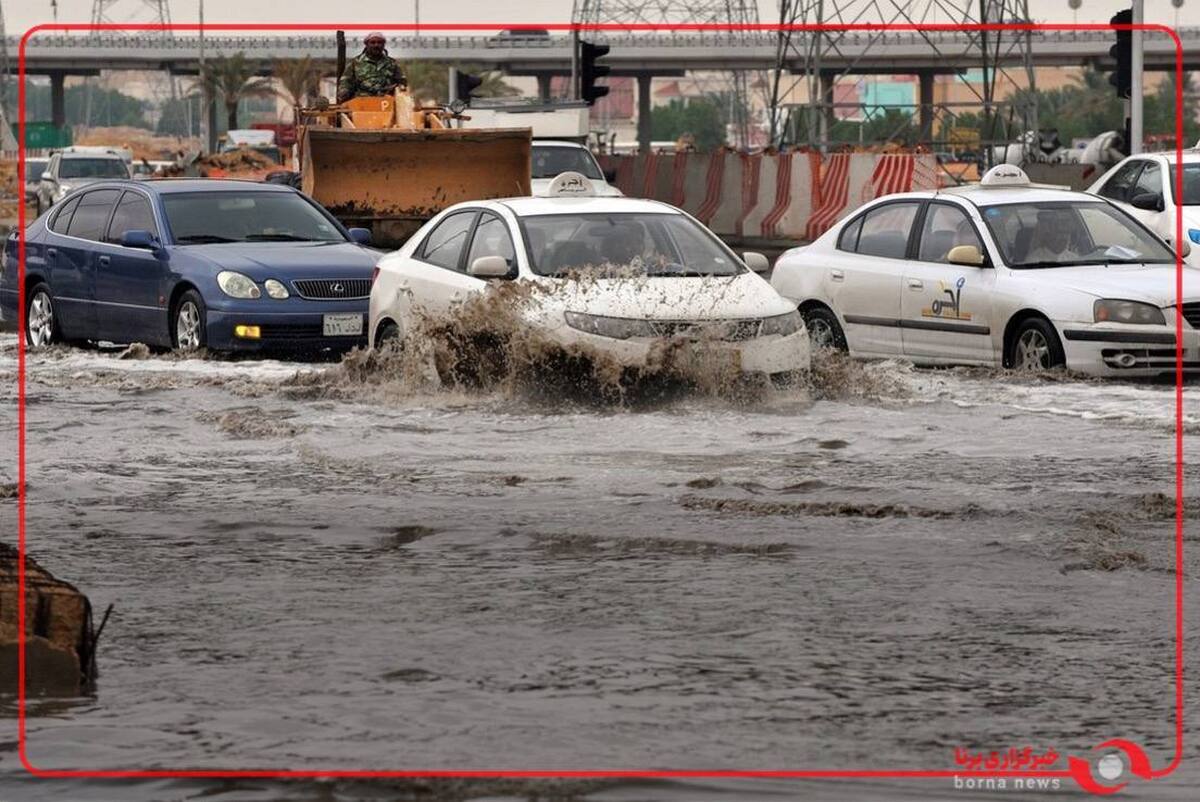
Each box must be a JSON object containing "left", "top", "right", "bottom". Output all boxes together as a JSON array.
[
  {"left": 205, "top": 306, "right": 369, "bottom": 352},
  {"left": 553, "top": 327, "right": 811, "bottom": 376},
  {"left": 1059, "top": 321, "right": 1200, "bottom": 376}
]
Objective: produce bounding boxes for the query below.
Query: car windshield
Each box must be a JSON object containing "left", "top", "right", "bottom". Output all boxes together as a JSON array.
[
  {"left": 162, "top": 192, "right": 347, "bottom": 244},
  {"left": 1172, "top": 163, "right": 1200, "bottom": 205},
  {"left": 58, "top": 158, "right": 129, "bottom": 179},
  {"left": 520, "top": 212, "right": 744, "bottom": 277},
  {"left": 980, "top": 201, "right": 1175, "bottom": 268},
  {"left": 26, "top": 161, "right": 48, "bottom": 182},
  {"left": 531, "top": 147, "right": 604, "bottom": 180}
]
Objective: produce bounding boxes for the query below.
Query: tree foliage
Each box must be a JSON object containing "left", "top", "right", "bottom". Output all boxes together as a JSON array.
[
  {"left": 22, "top": 79, "right": 149, "bottom": 128},
  {"left": 402, "top": 62, "right": 520, "bottom": 104},
  {"left": 194, "top": 52, "right": 276, "bottom": 130},
  {"left": 650, "top": 97, "right": 728, "bottom": 151}
]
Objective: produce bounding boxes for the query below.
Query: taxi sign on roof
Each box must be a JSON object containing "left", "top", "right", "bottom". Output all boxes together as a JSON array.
[
  {"left": 547, "top": 171, "right": 595, "bottom": 197},
  {"left": 979, "top": 164, "right": 1031, "bottom": 187}
]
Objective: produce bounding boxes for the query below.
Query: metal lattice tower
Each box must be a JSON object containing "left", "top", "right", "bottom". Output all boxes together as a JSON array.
[
  {"left": 769, "top": 0, "right": 1037, "bottom": 157},
  {"left": 90, "top": 0, "right": 172, "bottom": 28},
  {"left": 573, "top": 0, "right": 758, "bottom": 26},
  {"left": 572, "top": 0, "right": 762, "bottom": 148}
]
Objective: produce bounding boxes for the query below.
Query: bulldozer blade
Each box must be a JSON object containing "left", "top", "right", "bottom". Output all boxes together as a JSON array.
[{"left": 300, "top": 127, "right": 532, "bottom": 247}]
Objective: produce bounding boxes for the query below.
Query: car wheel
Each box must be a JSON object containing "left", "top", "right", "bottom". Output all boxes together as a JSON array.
[
  {"left": 1010, "top": 318, "right": 1065, "bottom": 371},
  {"left": 375, "top": 320, "right": 401, "bottom": 349},
  {"left": 801, "top": 305, "right": 847, "bottom": 351},
  {"left": 25, "top": 284, "right": 61, "bottom": 348},
  {"left": 172, "top": 290, "right": 207, "bottom": 352}
]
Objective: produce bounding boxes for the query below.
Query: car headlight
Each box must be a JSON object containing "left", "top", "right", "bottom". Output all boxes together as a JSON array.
[
  {"left": 263, "top": 278, "right": 289, "bottom": 299},
  {"left": 1094, "top": 299, "right": 1165, "bottom": 325},
  {"left": 217, "top": 270, "right": 262, "bottom": 299},
  {"left": 564, "top": 311, "right": 658, "bottom": 339},
  {"left": 759, "top": 309, "right": 803, "bottom": 337}
]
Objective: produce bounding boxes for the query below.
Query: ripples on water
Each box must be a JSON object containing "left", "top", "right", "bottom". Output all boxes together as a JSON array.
[{"left": 0, "top": 332, "right": 1196, "bottom": 800}]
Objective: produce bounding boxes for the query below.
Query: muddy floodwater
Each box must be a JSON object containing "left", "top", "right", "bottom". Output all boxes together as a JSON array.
[{"left": 1, "top": 330, "right": 1198, "bottom": 801}]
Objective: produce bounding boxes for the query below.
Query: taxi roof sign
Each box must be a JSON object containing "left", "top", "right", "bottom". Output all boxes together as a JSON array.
[
  {"left": 979, "top": 164, "right": 1031, "bottom": 187},
  {"left": 547, "top": 171, "right": 596, "bottom": 197}
]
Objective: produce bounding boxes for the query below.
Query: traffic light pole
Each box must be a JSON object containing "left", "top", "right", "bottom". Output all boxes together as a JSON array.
[{"left": 1131, "top": 0, "right": 1144, "bottom": 154}]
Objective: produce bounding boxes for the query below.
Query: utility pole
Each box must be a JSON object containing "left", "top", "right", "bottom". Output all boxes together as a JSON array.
[{"left": 1131, "top": 0, "right": 1143, "bottom": 154}]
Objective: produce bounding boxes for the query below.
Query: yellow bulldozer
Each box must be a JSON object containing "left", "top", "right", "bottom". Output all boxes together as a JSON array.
[{"left": 296, "top": 57, "right": 531, "bottom": 248}]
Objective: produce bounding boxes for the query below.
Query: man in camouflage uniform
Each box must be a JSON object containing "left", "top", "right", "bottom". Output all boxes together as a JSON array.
[{"left": 337, "top": 32, "right": 408, "bottom": 104}]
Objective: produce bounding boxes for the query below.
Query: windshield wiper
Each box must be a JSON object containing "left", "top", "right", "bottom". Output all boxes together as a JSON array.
[
  {"left": 176, "top": 234, "right": 239, "bottom": 243},
  {"left": 244, "top": 233, "right": 322, "bottom": 242}
]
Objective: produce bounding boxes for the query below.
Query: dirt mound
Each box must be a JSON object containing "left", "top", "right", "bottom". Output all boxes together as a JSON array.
[
  {"left": 0, "top": 543, "right": 97, "bottom": 694},
  {"left": 75, "top": 127, "right": 199, "bottom": 161}
]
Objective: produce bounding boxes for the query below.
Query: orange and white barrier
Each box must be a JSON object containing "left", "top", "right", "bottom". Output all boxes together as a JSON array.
[
  {"left": 807, "top": 153, "right": 933, "bottom": 241},
  {"left": 601, "top": 150, "right": 935, "bottom": 243},
  {"left": 707, "top": 152, "right": 747, "bottom": 238},
  {"left": 741, "top": 152, "right": 820, "bottom": 240},
  {"left": 692, "top": 151, "right": 727, "bottom": 226}
]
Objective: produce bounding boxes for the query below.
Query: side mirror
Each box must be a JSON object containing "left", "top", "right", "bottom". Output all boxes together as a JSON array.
[
  {"left": 743, "top": 251, "right": 770, "bottom": 274},
  {"left": 41, "top": 172, "right": 54, "bottom": 182},
  {"left": 1131, "top": 192, "right": 1164, "bottom": 212},
  {"left": 347, "top": 227, "right": 372, "bottom": 245},
  {"left": 121, "top": 229, "right": 167, "bottom": 259},
  {"left": 947, "top": 244, "right": 986, "bottom": 266},
  {"left": 469, "top": 255, "right": 511, "bottom": 278}
]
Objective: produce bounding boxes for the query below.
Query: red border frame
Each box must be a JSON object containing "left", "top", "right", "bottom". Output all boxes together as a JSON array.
[{"left": 12, "top": 21, "right": 1185, "bottom": 793}]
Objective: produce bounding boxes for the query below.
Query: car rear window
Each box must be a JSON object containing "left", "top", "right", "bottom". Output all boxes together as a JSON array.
[{"left": 65, "top": 189, "right": 121, "bottom": 241}]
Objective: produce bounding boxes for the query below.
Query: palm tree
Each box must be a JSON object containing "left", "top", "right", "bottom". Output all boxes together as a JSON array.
[
  {"left": 272, "top": 57, "right": 329, "bottom": 112},
  {"left": 195, "top": 52, "right": 276, "bottom": 131},
  {"left": 403, "top": 61, "right": 520, "bottom": 104}
]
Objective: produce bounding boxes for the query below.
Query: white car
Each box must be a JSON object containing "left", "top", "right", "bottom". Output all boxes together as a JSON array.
[
  {"left": 531, "top": 141, "right": 622, "bottom": 197},
  {"left": 369, "top": 173, "right": 808, "bottom": 380},
  {"left": 771, "top": 165, "right": 1199, "bottom": 377},
  {"left": 1087, "top": 151, "right": 1200, "bottom": 267}
]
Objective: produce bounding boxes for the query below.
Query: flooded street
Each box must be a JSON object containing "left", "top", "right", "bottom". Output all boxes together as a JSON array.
[{"left": 1, "top": 331, "right": 1197, "bottom": 800}]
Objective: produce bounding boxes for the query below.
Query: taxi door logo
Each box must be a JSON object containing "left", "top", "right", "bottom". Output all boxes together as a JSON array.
[{"left": 922, "top": 275, "right": 973, "bottom": 320}]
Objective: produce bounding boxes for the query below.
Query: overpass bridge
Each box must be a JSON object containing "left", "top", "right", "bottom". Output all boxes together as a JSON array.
[{"left": 7, "top": 29, "right": 1200, "bottom": 77}]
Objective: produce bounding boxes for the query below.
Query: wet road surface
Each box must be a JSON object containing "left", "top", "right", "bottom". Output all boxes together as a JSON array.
[{"left": 0, "top": 333, "right": 1197, "bottom": 800}]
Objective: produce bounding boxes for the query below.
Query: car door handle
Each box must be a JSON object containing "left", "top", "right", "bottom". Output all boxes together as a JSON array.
[
  {"left": 98, "top": 256, "right": 110, "bottom": 266},
  {"left": 907, "top": 279, "right": 923, "bottom": 289},
  {"left": 830, "top": 268, "right": 845, "bottom": 281},
  {"left": 45, "top": 247, "right": 57, "bottom": 259}
]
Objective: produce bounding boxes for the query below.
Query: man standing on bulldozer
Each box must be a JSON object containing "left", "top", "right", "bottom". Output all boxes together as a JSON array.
[{"left": 337, "top": 32, "right": 408, "bottom": 104}]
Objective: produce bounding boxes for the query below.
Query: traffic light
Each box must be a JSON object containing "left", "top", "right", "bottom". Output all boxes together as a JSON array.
[
  {"left": 453, "top": 69, "right": 484, "bottom": 106},
  {"left": 1108, "top": 8, "right": 1133, "bottom": 99},
  {"left": 579, "top": 40, "right": 611, "bottom": 105}
]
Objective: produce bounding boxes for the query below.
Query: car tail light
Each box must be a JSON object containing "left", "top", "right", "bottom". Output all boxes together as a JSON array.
[{"left": 371, "top": 265, "right": 381, "bottom": 285}]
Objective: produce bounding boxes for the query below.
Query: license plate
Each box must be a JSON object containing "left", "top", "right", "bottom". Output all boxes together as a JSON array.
[{"left": 322, "top": 313, "right": 363, "bottom": 337}]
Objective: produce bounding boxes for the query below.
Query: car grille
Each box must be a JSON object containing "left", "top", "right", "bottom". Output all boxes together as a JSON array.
[
  {"left": 1182, "top": 302, "right": 1200, "bottom": 329},
  {"left": 292, "top": 278, "right": 371, "bottom": 300},
  {"left": 652, "top": 319, "right": 763, "bottom": 342}
]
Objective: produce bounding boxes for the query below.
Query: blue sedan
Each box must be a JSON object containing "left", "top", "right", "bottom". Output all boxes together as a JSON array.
[{"left": 0, "top": 179, "right": 379, "bottom": 353}]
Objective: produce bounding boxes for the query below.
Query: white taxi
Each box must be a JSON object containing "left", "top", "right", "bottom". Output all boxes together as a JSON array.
[
  {"left": 1086, "top": 151, "right": 1200, "bottom": 268},
  {"left": 771, "top": 165, "right": 1200, "bottom": 377},
  {"left": 369, "top": 173, "right": 809, "bottom": 379}
]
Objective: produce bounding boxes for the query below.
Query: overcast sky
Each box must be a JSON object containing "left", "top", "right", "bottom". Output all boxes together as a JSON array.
[{"left": 5, "top": 0, "right": 1198, "bottom": 36}]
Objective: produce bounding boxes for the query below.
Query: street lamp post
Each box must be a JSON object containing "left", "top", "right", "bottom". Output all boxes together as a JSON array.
[{"left": 1131, "top": 0, "right": 1143, "bottom": 154}]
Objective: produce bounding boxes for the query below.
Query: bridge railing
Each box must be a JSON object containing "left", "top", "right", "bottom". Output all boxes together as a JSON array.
[{"left": 9, "top": 28, "right": 1197, "bottom": 53}]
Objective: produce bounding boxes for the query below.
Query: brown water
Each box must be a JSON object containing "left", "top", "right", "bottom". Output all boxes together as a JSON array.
[{"left": 1, "top": 332, "right": 1197, "bottom": 800}]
